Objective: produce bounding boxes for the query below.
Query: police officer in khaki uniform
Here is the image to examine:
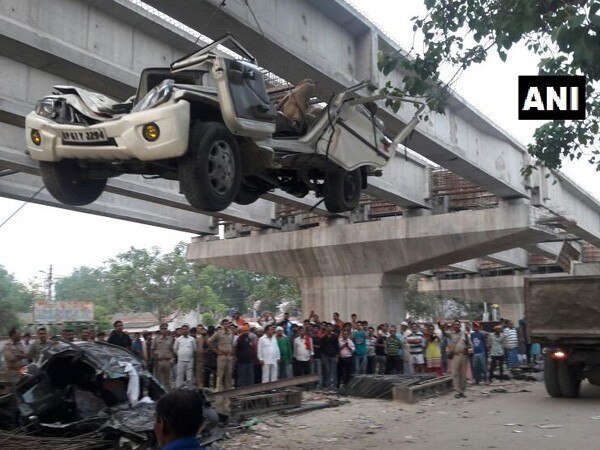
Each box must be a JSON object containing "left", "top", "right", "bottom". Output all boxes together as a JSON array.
[
  {"left": 195, "top": 326, "right": 207, "bottom": 388},
  {"left": 208, "top": 319, "right": 235, "bottom": 391},
  {"left": 28, "top": 327, "right": 54, "bottom": 362},
  {"left": 151, "top": 323, "right": 174, "bottom": 389},
  {"left": 3, "top": 327, "right": 27, "bottom": 371}
]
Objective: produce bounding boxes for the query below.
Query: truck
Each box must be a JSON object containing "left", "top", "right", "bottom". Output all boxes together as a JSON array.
[{"left": 525, "top": 274, "right": 600, "bottom": 398}]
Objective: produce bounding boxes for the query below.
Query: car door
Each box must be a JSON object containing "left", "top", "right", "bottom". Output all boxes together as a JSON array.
[{"left": 213, "top": 57, "right": 277, "bottom": 138}]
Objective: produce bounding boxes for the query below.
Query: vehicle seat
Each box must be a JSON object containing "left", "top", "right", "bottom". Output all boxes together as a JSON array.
[
  {"left": 274, "top": 79, "right": 315, "bottom": 136},
  {"left": 305, "top": 104, "right": 326, "bottom": 129}
]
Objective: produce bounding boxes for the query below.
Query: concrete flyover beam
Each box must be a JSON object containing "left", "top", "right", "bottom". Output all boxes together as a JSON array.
[
  {"left": 532, "top": 168, "right": 600, "bottom": 246},
  {"left": 417, "top": 275, "right": 527, "bottom": 305},
  {"left": 143, "top": 0, "right": 530, "bottom": 199},
  {"left": 186, "top": 200, "right": 553, "bottom": 278},
  {"left": 0, "top": 0, "right": 430, "bottom": 210},
  {"left": 526, "top": 241, "right": 563, "bottom": 260},
  {"left": 0, "top": 120, "right": 279, "bottom": 229},
  {"left": 482, "top": 248, "right": 529, "bottom": 269},
  {"left": 0, "top": 170, "right": 215, "bottom": 234},
  {"left": 447, "top": 259, "right": 478, "bottom": 273}
]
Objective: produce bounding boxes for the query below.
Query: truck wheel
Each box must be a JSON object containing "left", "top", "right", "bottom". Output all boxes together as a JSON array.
[
  {"left": 179, "top": 122, "right": 241, "bottom": 212},
  {"left": 39, "top": 160, "right": 106, "bottom": 206},
  {"left": 557, "top": 361, "right": 581, "bottom": 398},
  {"left": 544, "top": 354, "right": 562, "bottom": 397},
  {"left": 323, "top": 167, "right": 362, "bottom": 213}
]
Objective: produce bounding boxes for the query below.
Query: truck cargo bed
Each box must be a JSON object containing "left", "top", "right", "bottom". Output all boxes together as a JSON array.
[{"left": 525, "top": 275, "right": 600, "bottom": 342}]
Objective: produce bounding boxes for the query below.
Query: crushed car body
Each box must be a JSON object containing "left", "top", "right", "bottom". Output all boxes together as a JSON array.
[
  {"left": 25, "top": 34, "right": 422, "bottom": 214},
  {"left": 4, "top": 340, "right": 220, "bottom": 448}
]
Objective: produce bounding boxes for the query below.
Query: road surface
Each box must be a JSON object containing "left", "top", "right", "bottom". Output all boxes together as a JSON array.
[{"left": 224, "top": 381, "right": 600, "bottom": 449}]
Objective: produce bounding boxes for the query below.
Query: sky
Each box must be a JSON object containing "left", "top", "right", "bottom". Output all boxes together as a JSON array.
[{"left": 1, "top": 0, "right": 599, "bottom": 283}]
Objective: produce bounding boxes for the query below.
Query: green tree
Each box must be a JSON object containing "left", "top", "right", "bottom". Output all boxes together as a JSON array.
[
  {"left": 404, "top": 274, "right": 441, "bottom": 320},
  {"left": 106, "top": 244, "right": 191, "bottom": 322},
  {"left": 378, "top": 0, "right": 600, "bottom": 174},
  {"left": 0, "top": 266, "right": 36, "bottom": 333},
  {"left": 246, "top": 274, "right": 302, "bottom": 316},
  {"left": 55, "top": 266, "right": 111, "bottom": 303},
  {"left": 54, "top": 266, "right": 114, "bottom": 329}
]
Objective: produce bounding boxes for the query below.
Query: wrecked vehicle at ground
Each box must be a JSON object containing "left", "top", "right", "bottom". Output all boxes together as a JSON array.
[
  {"left": 2, "top": 341, "right": 220, "bottom": 448},
  {"left": 25, "top": 34, "right": 420, "bottom": 214}
]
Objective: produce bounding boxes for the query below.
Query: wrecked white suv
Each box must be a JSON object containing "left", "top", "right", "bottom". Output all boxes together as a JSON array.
[{"left": 25, "top": 34, "right": 411, "bottom": 213}]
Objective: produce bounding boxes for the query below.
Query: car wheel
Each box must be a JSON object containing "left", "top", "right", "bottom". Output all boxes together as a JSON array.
[
  {"left": 543, "top": 353, "right": 562, "bottom": 398},
  {"left": 39, "top": 160, "right": 106, "bottom": 206},
  {"left": 323, "top": 167, "right": 362, "bottom": 213},
  {"left": 179, "top": 121, "right": 241, "bottom": 212},
  {"left": 557, "top": 360, "right": 581, "bottom": 398}
]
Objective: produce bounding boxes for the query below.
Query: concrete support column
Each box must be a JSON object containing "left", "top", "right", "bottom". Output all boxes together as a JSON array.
[
  {"left": 499, "top": 303, "right": 524, "bottom": 324},
  {"left": 297, "top": 273, "right": 406, "bottom": 324}
]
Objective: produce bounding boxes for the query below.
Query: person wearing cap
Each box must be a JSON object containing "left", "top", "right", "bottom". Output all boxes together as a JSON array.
[
  {"left": 152, "top": 323, "right": 175, "bottom": 389},
  {"left": 195, "top": 325, "right": 207, "bottom": 388},
  {"left": 400, "top": 321, "right": 410, "bottom": 337},
  {"left": 275, "top": 326, "right": 293, "bottom": 379},
  {"left": 235, "top": 324, "right": 256, "bottom": 387},
  {"left": 258, "top": 325, "right": 280, "bottom": 383},
  {"left": 448, "top": 320, "right": 472, "bottom": 398},
  {"left": 470, "top": 321, "right": 488, "bottom": 384},
  {"left": 208, "top": 319, "right": 235, "bottom": 391},
  {"left": 488, "top": 324, "right": 507, "bottom": 383}
]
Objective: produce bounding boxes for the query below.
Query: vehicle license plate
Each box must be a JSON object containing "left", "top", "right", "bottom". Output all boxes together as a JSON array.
[{"left": 62, "top": 128, "right": 107, "bottom": 144}]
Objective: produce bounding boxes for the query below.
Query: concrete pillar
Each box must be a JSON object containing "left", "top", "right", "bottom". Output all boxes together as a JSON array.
[
  {"left": 297, "top": 273, "right": 406, "bottom": 325},
  {"left": 499, "top": 303, "right": 524, "bottom": 324}
]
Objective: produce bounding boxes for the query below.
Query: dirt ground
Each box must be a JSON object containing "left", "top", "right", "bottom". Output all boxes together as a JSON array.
[{"left": 223, "top": 380, "right": 600, "bottom": 449}]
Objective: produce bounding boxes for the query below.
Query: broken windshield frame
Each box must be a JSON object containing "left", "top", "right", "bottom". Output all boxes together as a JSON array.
[{"left": 171, "top": 33, "right": 257, "bottom": 72}]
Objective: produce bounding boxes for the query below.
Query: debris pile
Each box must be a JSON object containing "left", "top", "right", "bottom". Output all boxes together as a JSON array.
[
  {"left": 341, "top": 374, "right": 454, "bottom": 403},
  {"left": 341, "top": 374, "right": 438, "bottom": 399},
  {"left": 0, "top": 429, "right": 110, "bottom": 450}
]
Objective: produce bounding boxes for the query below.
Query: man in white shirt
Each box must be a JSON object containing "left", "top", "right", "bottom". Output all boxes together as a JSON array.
[
  {"left": 293, "top": 326, "right": 314, "bottom": 376},
  {"left": 257, "top": 325, "right": 280, "bottom": 383},
  {"left": 338, "top": 329, "right": 355, "bottom": 387},
  {"left": 173, "top": 324, "right": 196, "bottom": 388}
]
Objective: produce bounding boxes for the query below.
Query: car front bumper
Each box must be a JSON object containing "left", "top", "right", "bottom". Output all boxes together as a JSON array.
[{"left": 25, "top": 100, "right": 190, "bottom": 162}]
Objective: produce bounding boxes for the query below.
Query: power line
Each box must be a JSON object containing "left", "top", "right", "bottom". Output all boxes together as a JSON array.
[{"left": 0, "top": 185, "right": 45, "bottom": 231}]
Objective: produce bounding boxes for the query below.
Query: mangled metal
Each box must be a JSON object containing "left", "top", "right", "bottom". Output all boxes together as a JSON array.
[{"left": 2, "top": 340, "right": 221, "bottom": 448}]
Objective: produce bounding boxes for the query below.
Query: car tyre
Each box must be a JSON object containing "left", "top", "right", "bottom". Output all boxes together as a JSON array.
[
  {"left": 179, "top": 121, "right": 241, "bottom": 212},
  {"left": 543, "top": 353, "right": 562, "bottom": 398},
  {"left": 39, "top": 160, "right": 106, "bottom": 206},
  {"left": 557, "top": 360, "right": 581, "bottom": 398},
  {"left": 323, "top": 167, "right": 362, "bottom": 213}
]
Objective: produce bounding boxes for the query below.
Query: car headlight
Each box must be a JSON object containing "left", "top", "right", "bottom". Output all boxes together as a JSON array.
[
  {"left": 35, "top": 98, "right": 60, "bottom": 119},
  {"left": 133, "top": 79, "right": 175, "bottom": 112}
]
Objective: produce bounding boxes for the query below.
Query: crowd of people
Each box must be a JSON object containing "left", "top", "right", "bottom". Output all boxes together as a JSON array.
[{"left": 2, "top": 312, "right": 537, "bottom": 399}]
